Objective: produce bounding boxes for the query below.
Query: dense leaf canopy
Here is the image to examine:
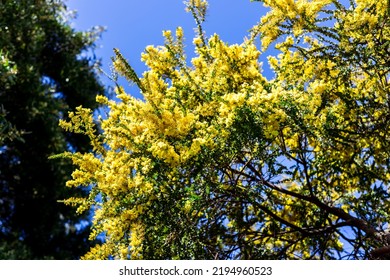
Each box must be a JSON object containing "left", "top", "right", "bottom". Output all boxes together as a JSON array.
[
  {"left": 60, "top": 0, "right": 389, "bottom": 259},
  {"left": 0, "top": 0, "right": 104, "bottom": 259}
]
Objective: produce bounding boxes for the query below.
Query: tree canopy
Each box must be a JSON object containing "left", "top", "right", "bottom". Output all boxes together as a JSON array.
[
  {"left": 0, "top": 0, "right": 104, "bottom": 259},
  {"left": 59, "top": 0, "right": 389, "bottom": 259}
]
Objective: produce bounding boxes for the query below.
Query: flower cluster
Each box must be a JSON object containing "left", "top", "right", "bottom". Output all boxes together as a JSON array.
[{"left": 59, "top": 0, "right": 389, "bottom": 259}]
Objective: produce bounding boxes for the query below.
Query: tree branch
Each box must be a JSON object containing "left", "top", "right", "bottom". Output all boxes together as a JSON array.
[
  {"left": 235, "top": 158, "right": 380, "bottom": 241},
  {"left": 370, "top": 246, "right": 390, "bottom": 259}
]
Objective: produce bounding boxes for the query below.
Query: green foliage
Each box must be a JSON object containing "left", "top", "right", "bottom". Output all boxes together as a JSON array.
[{"left": 0, "top": 0, "right": 104, "bottom": 259}]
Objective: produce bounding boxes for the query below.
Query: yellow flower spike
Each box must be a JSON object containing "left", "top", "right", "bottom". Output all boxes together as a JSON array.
[{"left": 162, "top": 30, "right": 172, "bottom": 38}]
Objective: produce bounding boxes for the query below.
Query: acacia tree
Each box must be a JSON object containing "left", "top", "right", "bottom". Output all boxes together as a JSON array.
[
  {"left": 59, "top": 0, "right": 389, "bottom": 259},
  {"left": 0, "top": 0, "right": 104, "bottom": 259}
]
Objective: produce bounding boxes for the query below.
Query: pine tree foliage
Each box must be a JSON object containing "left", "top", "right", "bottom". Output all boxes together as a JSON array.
[
  {"left": 0, "top": 0, "right": 104, "bottom": 259},
  {"left": 60, "top": 0, "right": 389, "bottom": 259}
]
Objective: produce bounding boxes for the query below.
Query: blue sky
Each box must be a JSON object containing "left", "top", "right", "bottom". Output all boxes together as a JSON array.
[{"left": 66, "top": 0, "right": 272, "bottom": 97}]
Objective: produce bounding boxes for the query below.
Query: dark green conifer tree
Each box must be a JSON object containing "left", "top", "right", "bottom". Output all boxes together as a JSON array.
[{"left": 0, "top": 0, "right": 105, "bottom": 259}]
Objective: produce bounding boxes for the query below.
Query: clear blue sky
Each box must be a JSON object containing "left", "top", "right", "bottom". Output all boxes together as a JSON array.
[{"left": 66, "top": 0, "right": 273, "bottom": 97}]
